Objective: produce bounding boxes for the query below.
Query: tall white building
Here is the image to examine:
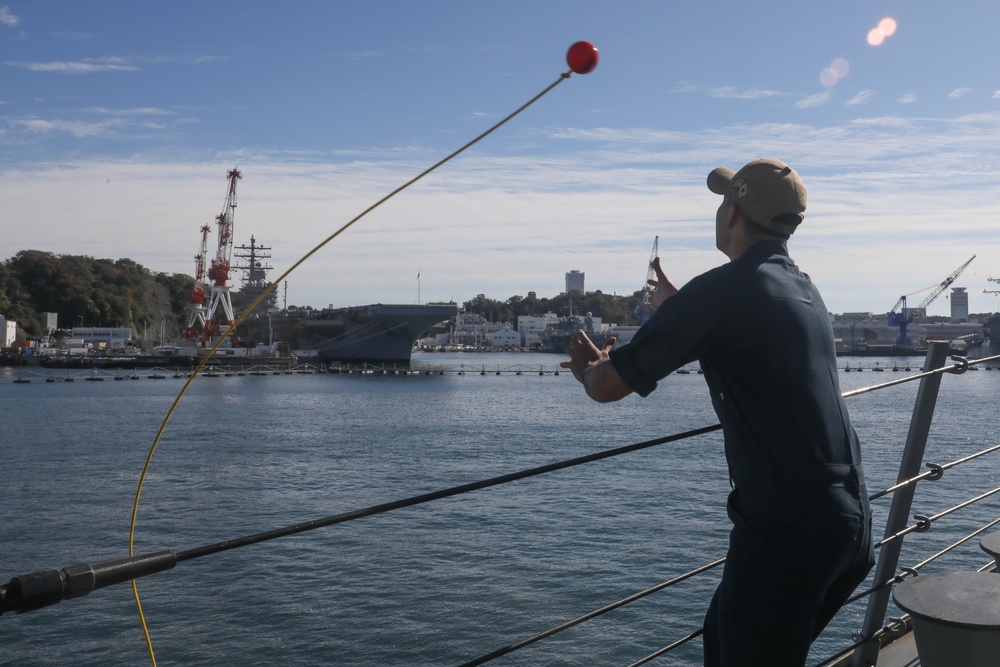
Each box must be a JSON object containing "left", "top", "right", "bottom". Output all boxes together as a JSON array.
[
  {"left": 565, "top": 270, "right": 585, "bottom": 294},
  {"left": 1, "top": 317, "right": 16, "bottom": 347},
  {"left": 950, "top": 287, "right": 969, "bottom": 323}
]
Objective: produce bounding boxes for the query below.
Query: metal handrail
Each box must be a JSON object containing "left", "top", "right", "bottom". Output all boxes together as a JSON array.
[{"left": 852, "top": 341, "right": 950, "bottom": 666}]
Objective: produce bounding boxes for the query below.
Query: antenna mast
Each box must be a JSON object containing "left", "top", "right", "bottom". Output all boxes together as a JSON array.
[{"left": 232, "top": 235, "right": 275, "bottom": 312}]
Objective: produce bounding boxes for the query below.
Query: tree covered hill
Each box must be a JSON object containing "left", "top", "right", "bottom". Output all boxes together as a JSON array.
[
  {"left": 1, "top": 250, "right": 646, "bottom": 341},
  {"left": 0, "top": 250, "right": 194, "bottom": 338},
  {"left": 461, "top": 289, "right": 645, "bottom": 327}
]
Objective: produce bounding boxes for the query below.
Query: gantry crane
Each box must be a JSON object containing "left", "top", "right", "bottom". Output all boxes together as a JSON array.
[
  {"left": 183, "top": 224, "right": 212, "bottom": 339},
  {"left": 985, "top": 276, "right": 1000, "bottom": 298},
  {"left": 201, "top": 167, "right": 242, "bottom": 346},
  {"left": 888, "top": 255, "right": 975, "bottom": 347},
  {"left": 634, "top": 236, "right": 659, "bottom": 325},
  {"left": 183, "top": 168, "right": 242, "bottom": 345}
]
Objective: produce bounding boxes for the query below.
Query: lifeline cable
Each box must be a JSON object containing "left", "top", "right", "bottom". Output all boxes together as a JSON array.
[
  {"left": 127, "top": 46, "right": 598, "bottom": 666},
  {"left": 0, "top": 422, "right": 718, "bottom": 619}
]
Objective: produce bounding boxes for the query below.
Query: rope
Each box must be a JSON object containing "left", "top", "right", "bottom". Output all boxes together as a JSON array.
[
  {"left": 175, "top": 424, "right": 721, "bottom": 562},
  {"left": 128, "top": 69, "right": 578, "bottom": 665}
]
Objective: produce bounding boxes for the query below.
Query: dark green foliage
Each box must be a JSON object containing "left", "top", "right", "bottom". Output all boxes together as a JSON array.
[
  {"left": 463, "top": 289, "right": 646, "bottom": 326},
  {"left": 1, "top": 251, "right": 193, "bottom": 337}
]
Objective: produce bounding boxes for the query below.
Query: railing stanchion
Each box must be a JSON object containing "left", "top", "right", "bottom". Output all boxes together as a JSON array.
[{"left": 852, "top": 340, "right": 951, "bottom": 667}]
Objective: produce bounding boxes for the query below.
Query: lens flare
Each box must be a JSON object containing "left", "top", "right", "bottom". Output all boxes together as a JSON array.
[
  {"left": 868, "top": 16, "right": 897, "bottom": 46},
  {"left": 830, "top": 58, "right": 850, "bottom": 78},
  {"left": 820, "top": 57, "right": 851, "bottom": 87},
  {"left": 879, "top": 17, "right": 897, "bottom": 37}
]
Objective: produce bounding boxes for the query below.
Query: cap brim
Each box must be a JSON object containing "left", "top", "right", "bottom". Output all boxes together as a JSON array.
[{"left": 707, "top": 167, "right": 735, "bottom": 195}]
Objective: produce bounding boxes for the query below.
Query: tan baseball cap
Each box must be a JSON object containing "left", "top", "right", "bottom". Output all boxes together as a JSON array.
[{"left": 707, "top": 158, "right": 807, "bottom": 235}]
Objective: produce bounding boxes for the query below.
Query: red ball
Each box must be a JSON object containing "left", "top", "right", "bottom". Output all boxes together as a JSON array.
[{"left": 566, "top": 41, "right": 599, "bottom": 74}]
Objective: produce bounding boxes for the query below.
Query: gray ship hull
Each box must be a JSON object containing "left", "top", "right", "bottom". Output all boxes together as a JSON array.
[{"left": 268, "top": 303, "right": 457, "bottom": 365}]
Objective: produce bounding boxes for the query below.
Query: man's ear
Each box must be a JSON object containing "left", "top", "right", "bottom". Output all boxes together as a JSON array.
[{"left": 726, "top": 204, "right": 742, "bottom": 230}]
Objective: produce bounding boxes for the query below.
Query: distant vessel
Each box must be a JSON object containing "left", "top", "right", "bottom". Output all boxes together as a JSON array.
[
  {"left": 230, "top": 236, "right": 456, "bottom": 365},
  {"left": 538, "top": 311, "right": 611, "bottom": 353},
  {"left": 260, "top": 303, "right": 458, "bottom": 365}
]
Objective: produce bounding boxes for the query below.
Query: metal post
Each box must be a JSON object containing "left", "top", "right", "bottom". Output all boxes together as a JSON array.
[{"left": 852, "top": 340, "right": 952, "bottom": 666}]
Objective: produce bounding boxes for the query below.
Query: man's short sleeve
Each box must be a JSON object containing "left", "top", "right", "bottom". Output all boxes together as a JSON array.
[
  {"left": 607, "top": 267, "right": 732, "bottom": 398},
  {"left": 609, "top": 344, "right": 659, "bottom": 397}
]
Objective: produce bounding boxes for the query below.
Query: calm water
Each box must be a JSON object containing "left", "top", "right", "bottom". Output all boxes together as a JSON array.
[{"left": 2, "top": 352, "right": 998, "bottom": 666}]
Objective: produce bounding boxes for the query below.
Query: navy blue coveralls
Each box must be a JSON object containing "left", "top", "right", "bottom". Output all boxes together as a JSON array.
[{"left": 609, "top": 241, "right": 874, "bottom": 667}]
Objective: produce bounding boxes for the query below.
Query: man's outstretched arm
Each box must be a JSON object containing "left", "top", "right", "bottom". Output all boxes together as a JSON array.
[{"left": 560, "top": 330, "right": 633, "bottom": 403}]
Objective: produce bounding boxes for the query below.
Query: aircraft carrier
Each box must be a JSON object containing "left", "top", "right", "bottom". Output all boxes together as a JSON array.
[
  {"left": 231, "top": 237, "right": 456, "bottom": 366},
  {"left": 260, "top": 303, "right": 458, "bottom": 365}
]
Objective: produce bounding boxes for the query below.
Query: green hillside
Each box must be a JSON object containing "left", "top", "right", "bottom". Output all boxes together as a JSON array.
[{"left": 0, "top": 251, "right": 194, "bottom": 338}]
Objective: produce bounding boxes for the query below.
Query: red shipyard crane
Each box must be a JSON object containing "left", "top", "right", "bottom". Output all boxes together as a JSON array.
[
  {"left": 182, "top": 224, "right": 212, "bottom": 339},
  {"left": 887, "top": 255, "right": 975, "bottom": 347},
  {"left": 203, "top": 167, "right": 242, "bottom": 345},
  {"left": 183, "top": 167, "right": 242, "bottom": 346}
]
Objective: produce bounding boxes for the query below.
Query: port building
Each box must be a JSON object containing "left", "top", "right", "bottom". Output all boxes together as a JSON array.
[{"left": 67, "top": 327, "right": 134, "bottom": 350}]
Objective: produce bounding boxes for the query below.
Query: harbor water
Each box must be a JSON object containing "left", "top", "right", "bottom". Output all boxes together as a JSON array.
[{"left": 2, "top": 352, "right": 998, "bottom": 666}]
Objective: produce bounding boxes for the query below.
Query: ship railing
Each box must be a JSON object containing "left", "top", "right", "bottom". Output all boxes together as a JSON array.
[
  {"left": 451, "top": 341, "right": 1000, "bottom": 667},
  {"left": 3, "top": 342, "right": 1000, "bottom": 667}
]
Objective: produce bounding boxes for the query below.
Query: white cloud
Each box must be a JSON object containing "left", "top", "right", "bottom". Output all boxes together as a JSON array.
[
  {"left": 898, "top": 93, "right": 917, "bottom": 104},
  {"left": 845, "top": 90, "right": 875, "bottom": 106},
  {"left": 4, "top": 112, "right": 1000, "bottom": 315},
  {"left": 993, "top": 90, "right": 1000, "bottom": 100},
  {"left": 948, "top": 88, "right": 973, "bottom": 99},
  {"left": 707, "top": 86, "right": 785, "bottom": 100},
  {"left": 6, "top": 54, "right": 230, "bottom": 75},
  {"left": 0, "top": 6, "right": 19, "bottom": 27},
  {"left": 82, "top": 107, "right": 174, "bottom": 117},
  {"left": 795, "top": 90, "right": 832, "bottom": 109},
  {"left": 9, "top": 60, "right": 140, "bottom": 74},
  {"left": 671, "top": 83, "right": 787, "bottom": 100},
  {"left": 11, "top": 118, "right": 129, "bottom": 138},
  {"left": 1, "top": 106, "right": 187, "bottom": 145}
]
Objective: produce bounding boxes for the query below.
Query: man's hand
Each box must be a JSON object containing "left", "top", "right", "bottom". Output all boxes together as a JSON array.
[
  {"left": 647, "top": 256, "right": 678, "bottom": 307},
  {"left": 559, "top": 330, "right": 632, "bottom": 403},
  {"left": 560, "top": 330, "right": 617, "bottom": 384}
]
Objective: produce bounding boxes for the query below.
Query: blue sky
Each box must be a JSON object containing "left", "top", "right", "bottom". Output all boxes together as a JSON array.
[{"left": 2, "top": 1, "right": 999, "bottom": 316}]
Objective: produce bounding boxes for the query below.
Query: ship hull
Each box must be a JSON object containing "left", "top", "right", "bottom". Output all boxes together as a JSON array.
[{"left": 266, "top": 303, "right": 457, "bottom": 365}]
